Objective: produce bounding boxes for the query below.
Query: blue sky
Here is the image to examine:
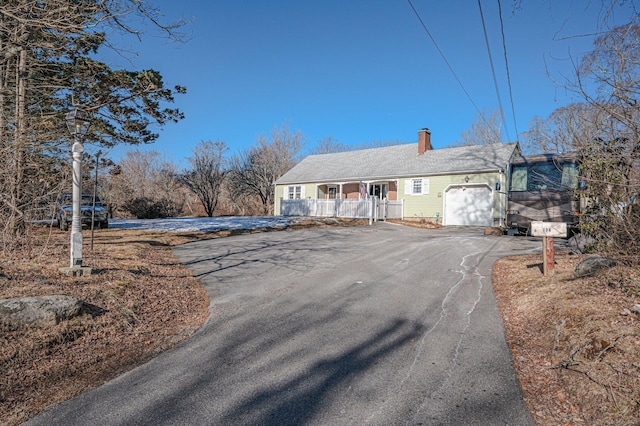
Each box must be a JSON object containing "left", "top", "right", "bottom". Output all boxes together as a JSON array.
[{"left": 97, "top": 0, "right": 636, "bottom": 165}]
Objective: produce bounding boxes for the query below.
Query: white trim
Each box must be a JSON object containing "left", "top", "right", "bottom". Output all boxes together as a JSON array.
[
  {"left": 405, "top": 177, "right": 429, "bottom": 195},
  {"left": 286, "top": 185, "right": 304, "bottom": 200},
  {"left": 442, "top": 183, "right": 494, "bottom": 226}
]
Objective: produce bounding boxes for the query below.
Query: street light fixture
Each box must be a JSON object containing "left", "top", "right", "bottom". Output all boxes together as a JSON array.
[{"left": 65, "top": 108, "right": 91, "bottom": 269}]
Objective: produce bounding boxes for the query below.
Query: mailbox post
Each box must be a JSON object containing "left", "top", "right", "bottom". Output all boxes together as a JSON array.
[
  {"left": 543, "top": 236, "right": 553, "bottom": 275},
  {"left": 531, "top": 221, "right": 567, "bottom": 276}
]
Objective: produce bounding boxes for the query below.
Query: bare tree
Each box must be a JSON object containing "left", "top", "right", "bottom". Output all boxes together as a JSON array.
[
  {"left": 312, "top": 136, "right": 348, "bottom": 154},
  {"left": 231, "top": 123, "right": 305, "bottom": 215},
  {"left": 153, "top": 160, "right": 185, "bottom": 218},
  {"left": 456, "top": 108, "right": 504, "bottom": 146},
  {"left": 181, "top": 140, "right": 228, "bottom": 217},
  {"left": 312, "top": 136, "right": 409, "bottom": 155},
  {"left": 519, "top": 103, "right": 605, "bottom": 154},
  {"left": 565, "top": 19, "right": 640, "bottom": 262},
  {"left": 106, "top": 150, "right": 184, "bottom": 218}
]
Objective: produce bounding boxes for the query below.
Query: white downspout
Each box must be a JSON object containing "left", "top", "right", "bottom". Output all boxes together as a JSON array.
[{"left": 498, "top": 170, "right": 505, "bottom": 228}]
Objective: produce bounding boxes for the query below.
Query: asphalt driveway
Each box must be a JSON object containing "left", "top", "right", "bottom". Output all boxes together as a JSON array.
[{"left": 25, "top": 223, "right": 540, "bottom": 425}]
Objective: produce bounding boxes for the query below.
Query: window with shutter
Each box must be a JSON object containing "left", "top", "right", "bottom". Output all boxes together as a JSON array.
[
  {"left": 421, "top": 178, "right": 430, "bottom": 195},
  {"left": 405, "top": 178, "right": 430, "bottom": 195}
]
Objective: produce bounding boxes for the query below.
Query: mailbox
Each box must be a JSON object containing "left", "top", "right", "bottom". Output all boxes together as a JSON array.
[{"left": 531, "top": 221, "right": 567, "bottom": 238}]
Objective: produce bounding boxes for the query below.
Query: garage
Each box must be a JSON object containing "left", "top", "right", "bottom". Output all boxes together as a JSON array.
[{"left": 444, "top": 184, "right": 493, "bottom": 226}]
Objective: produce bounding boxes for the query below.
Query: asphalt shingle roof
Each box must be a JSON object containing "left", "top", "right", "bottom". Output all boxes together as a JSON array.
[{"left": 276, "top": 142, "right": 518, "bottom": 184}]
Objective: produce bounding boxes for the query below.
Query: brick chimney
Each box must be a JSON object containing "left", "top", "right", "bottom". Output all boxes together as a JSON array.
[{"left": 418, "top": 128, "right": 432, "bottom": 155}]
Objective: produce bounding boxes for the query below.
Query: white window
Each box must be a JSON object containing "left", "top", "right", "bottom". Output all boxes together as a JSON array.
[
  {"left": 404, "top": 178, "right": 429, "bottom": 195},
  {"left": 287, "top": 185, "right": 304, "bottom": 200},
  {"left": 412, "top": 179, "right": 422, "bottom": 194}
]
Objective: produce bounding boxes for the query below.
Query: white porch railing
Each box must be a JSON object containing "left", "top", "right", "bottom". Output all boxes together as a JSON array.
[{"left": 280, "top": 198, "right": 403, "bottom": 220}]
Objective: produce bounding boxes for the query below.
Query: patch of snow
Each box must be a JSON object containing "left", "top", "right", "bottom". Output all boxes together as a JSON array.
[{"left": 109, "top": 216, "right": 312, "bottom": 232}]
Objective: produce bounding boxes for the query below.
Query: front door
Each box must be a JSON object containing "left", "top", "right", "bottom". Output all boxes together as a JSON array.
[{"left": 369, "top": 183, "right": 388, "bottom": 199}]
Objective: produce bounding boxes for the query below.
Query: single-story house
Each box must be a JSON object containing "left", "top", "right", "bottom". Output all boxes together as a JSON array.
[{"left": 274, "top": 128, "right": 521, "bottom": 227}]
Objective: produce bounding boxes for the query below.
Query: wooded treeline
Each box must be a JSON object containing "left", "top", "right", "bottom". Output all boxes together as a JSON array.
[{"left": 104, "top": 123, "right": 305, "bottom": 220}]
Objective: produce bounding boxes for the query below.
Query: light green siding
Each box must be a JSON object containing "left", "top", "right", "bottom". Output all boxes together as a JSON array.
[
  {"left": 274, "top": 183, "right": 317, "bottom": 215},
  {"left": 399, "top": 172, "right": 506, "bottom": 224}
]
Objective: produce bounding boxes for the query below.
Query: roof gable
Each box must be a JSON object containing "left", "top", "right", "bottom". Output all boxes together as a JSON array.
[{"left": 276, "top": 142, "right": 518, "bottom": 185}]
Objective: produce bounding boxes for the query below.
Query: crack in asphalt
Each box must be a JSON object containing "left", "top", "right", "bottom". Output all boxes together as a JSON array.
[{"left": 411, "top": 248, "right": 488, "bottom": 423}]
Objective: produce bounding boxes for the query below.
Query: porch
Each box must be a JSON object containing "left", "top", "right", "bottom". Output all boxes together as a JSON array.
[
  {"left": 316, "top": 180, "right": 398, "bottom": 201},
  {"left": 280, "top": 197, "right": 404, "bottom": 220}
]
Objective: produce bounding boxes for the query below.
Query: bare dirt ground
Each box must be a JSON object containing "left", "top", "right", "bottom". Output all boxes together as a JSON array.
[{"left": 1, "top": 220, "right": 639, "bottom": 425}]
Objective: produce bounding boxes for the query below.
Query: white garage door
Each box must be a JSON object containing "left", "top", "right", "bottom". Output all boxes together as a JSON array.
[{"left": 444, "top": 185, "right": 493, "bottom": 226}]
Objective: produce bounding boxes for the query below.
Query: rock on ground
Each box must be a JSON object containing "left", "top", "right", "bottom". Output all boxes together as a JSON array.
[
  {"left": 574, "top": 254, "right": 617, "bottom": 278},
  {"left": 0, "top": 295, "right": 84, "bottom": 327}
]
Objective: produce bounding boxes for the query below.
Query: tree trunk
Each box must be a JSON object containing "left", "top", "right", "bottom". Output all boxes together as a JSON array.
[{"left": 9, "top": 41, "right": 27, "bottom": 236}]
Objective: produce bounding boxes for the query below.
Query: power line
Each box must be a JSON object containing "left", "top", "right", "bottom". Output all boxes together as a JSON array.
[
  {"left": 477, "top": 0, "right": 511, "bottom": 142},
  {"left": 497, "top": 0, "right": 520, "bottom": 140},
  {"left": 406, "top": 0, "right": 486, "bottom": 124}
]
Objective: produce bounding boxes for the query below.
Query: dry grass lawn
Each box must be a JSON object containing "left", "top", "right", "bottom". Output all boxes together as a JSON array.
[
  {"left": 1, "top": 220, "right": 639, "bottom": 425},
  {"left": 1, "top": 227, "right": 212, "bottom": 426},
  {"left": 494, "top": 251, "right": 640, "bottom": 425}
]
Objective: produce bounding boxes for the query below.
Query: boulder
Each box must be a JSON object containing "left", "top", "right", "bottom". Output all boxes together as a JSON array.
[
  {"left": 574, "top": 255, "right": 617, "bottom": 278},
  {"left": 0, "top": 295, "right": 84, "bottom": 327}
]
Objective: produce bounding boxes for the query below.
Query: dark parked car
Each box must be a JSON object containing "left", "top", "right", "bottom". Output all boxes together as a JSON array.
[{"left": 56, "top": 193, "right": 108, "bottom": 230}]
